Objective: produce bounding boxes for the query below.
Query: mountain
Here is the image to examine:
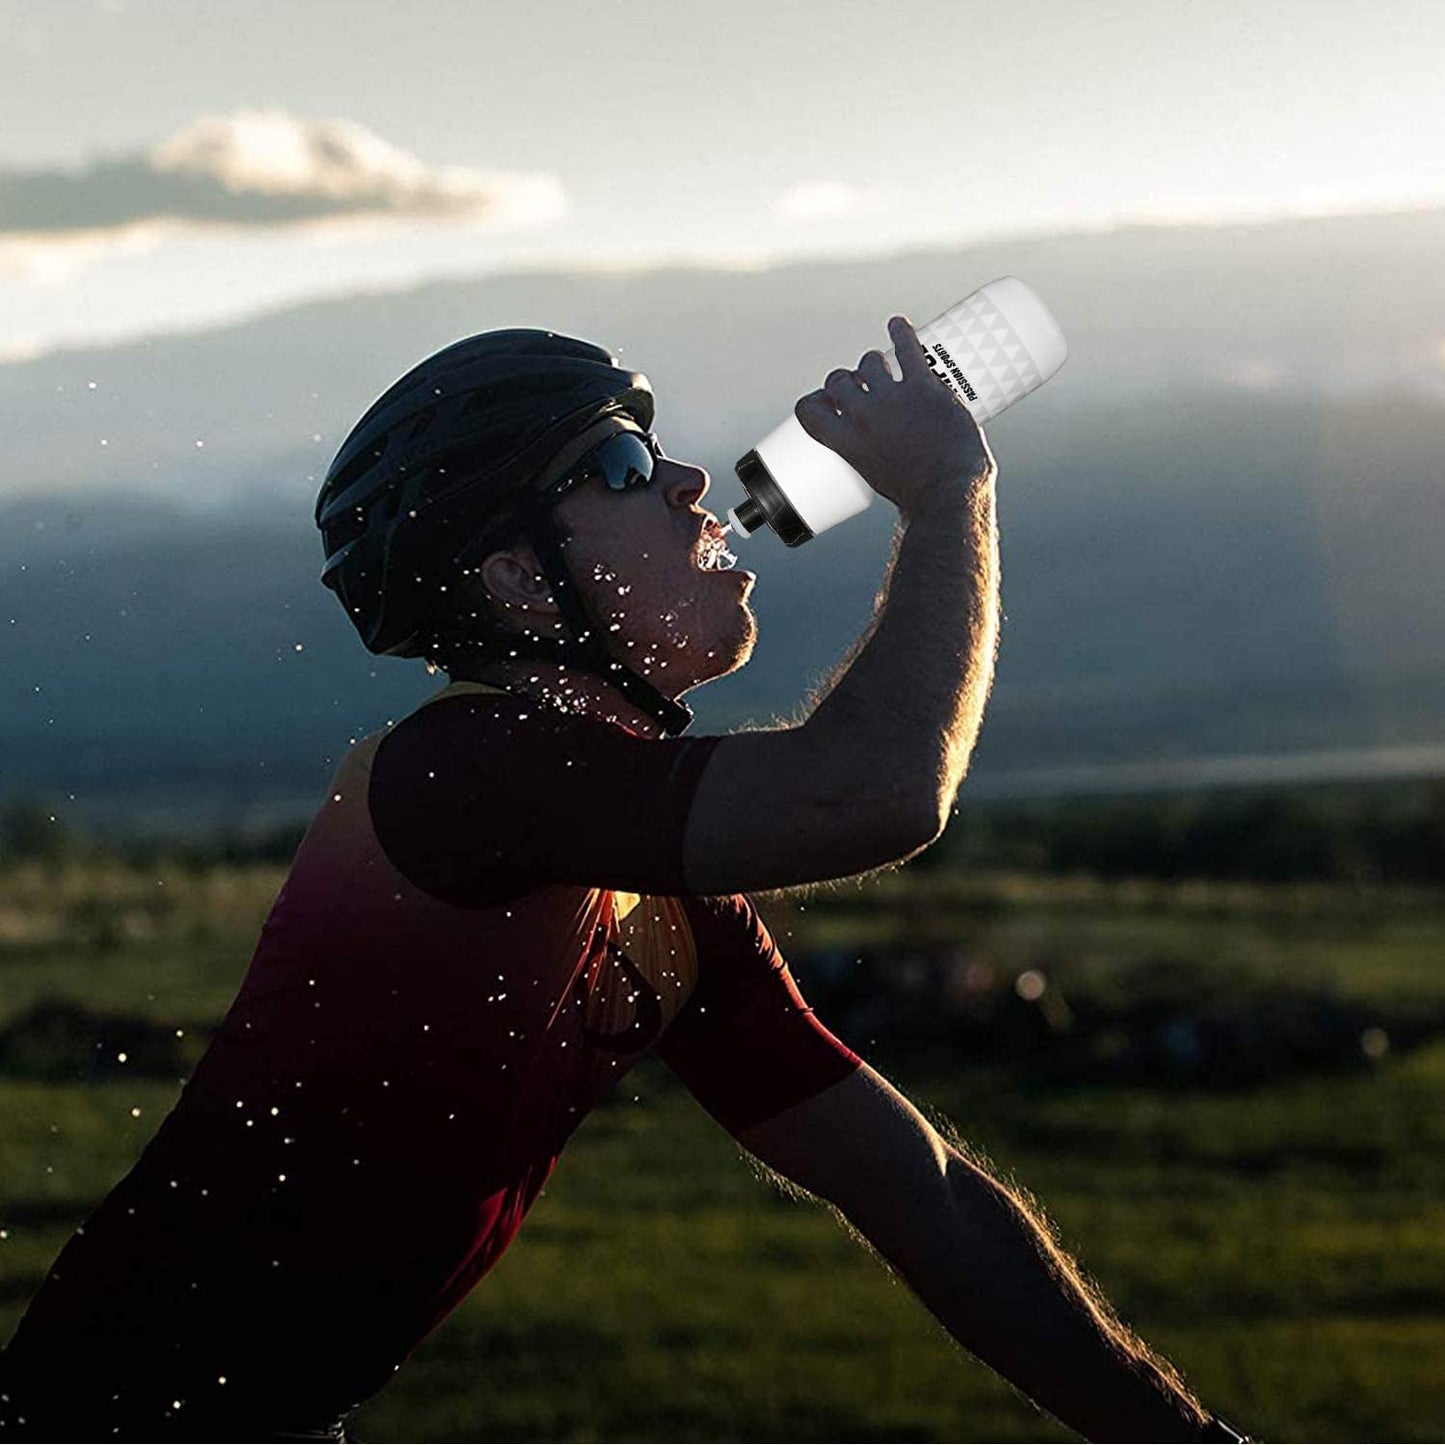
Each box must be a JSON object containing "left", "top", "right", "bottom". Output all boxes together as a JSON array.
[{"left": 2, "top": 207, "right": 1443, "bottom": 834}]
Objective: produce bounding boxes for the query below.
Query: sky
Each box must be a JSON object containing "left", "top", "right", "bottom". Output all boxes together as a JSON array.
[{"left": 3, "top": 0, "right": 1443, "bottom": 359}]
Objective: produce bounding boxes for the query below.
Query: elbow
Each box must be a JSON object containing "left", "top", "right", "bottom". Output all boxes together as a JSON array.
[
  {"left": 900, "top": 795, "right": 948, "bottom": 855},
  {"left": 859, "top": 796, "right": 945, "bottom": 870}
]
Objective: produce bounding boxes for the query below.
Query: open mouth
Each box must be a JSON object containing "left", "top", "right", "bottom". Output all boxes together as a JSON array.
[{"left": 694, "top": 525, "right": 739, "bottom": 572}]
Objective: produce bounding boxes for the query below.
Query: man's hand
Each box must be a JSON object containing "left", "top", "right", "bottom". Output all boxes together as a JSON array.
[
  {"left": 795, "top": 315, "right": 998, "bottom": 520},
  {"left": 737, "top": 1062, "right": 1224, "bottom": 1443}
]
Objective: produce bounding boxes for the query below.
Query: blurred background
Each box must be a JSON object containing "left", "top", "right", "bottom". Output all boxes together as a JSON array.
[{"left": 2, "top": 2, "right": 1442, "bottom": 1439}]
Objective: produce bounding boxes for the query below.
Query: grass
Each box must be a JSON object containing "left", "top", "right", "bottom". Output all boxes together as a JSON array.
[
  {"left": 1, "top": 857, "right": 1443, "bottom": 1440},
  {"left": 344, "top": 1043, "right": 1445, "bottom": 1443}
]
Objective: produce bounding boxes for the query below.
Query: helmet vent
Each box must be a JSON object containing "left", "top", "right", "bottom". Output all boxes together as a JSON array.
[
  {"left": 376, "top": 480, "right": 404, "bottom": 523},
  {"left": 460, "top": 389, "right": 495, "bottom": 415}
]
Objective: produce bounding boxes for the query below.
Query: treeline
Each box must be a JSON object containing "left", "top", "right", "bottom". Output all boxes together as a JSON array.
[
  {"left": 920, "top": 777, "right": 1445, "bottom": 884},
  {"left": 0, "top": 797, "right": 306, "bottom": 869},
  {"left": 2, "top": 777, "right": 1443, "bottom": 882}
]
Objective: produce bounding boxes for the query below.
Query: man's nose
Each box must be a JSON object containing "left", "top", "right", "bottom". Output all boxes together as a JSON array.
[{"left": 665, "top": 459, "right": 710, "bottom": 509}]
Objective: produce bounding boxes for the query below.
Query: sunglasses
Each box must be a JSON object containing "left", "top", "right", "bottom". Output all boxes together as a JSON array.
[
  {"left": 538, "top": 429, "right": 665, "bottom": 508},
  {"left": 454, "top": 429, "right": 666, "bottom": 568}
]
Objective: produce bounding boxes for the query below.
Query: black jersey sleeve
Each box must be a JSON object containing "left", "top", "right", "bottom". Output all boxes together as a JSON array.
[{"left": 367, "top": 693, "right": 724, "bottom": 907}]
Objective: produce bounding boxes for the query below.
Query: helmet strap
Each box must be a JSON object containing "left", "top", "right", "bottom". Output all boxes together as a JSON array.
[{"left": 446, "top": 495, "right": 695, "bottom": 738}]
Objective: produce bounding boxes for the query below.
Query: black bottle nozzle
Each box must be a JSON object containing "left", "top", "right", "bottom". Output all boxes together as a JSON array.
[{"left": 730, "top": 493, "right": 767, "bottom": 537}]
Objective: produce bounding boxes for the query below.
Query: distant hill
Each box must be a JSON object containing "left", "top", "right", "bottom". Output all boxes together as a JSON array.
[{"left": 2, "top": 207, "right": 1443, "bottom": 834}]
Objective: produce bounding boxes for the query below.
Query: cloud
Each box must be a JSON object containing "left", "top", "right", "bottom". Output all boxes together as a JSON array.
[
  {"left": 0, "top": 110, "right": 566, "bottom": 277},
  {"left": 772, "top": 181, "right": 882, "bottom": 225},
  {"left": 0, "top": 333, "right": 43, "bottom": 363}
]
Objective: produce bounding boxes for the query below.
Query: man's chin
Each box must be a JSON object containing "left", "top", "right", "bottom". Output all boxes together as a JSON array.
[
  {"left": 716, "top": 621, "right": 758, "bottom": 679},
  {"left": 676, "top": 628, "right": 755, "bottom": 693}
]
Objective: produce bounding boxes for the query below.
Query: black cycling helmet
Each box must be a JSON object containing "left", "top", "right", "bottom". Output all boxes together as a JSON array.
[{"left": 315, "top": 327, "right": 694, "bottom": 737}]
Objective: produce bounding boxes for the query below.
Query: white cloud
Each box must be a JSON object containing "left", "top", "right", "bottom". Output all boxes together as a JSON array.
[
  {"left": 0, "top": 110, "right": 566, "bottom": 279},
  {"left": 772, "top": 181, "right": 882, "bottom": 225},
  {"left": 0, "top": 220, "right": 175, "bottom": 286},
  {"left": 0, "top": 333, "right": 44, "bottom": 363},
  {"left": 1100, "top": 176, "right": 1445, "bottom": 231}
]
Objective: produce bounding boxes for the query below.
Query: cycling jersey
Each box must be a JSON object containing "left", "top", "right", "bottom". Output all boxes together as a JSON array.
[{"left": 0, "top": 680, "right": 861, "bottom": 1439}]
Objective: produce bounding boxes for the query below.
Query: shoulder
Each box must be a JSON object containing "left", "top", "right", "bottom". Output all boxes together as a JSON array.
[
  {"left": 365, "top": 694, "right": 582, "bottom": 901},
  {"left": 365, "top": 691, "right": 727, "bottom": 905},
  {"left": 371, "top": 692, "right": 612, "bottom": 787},
  {"left": 378, "top": 690, "right": 590, "bottom": 749}
]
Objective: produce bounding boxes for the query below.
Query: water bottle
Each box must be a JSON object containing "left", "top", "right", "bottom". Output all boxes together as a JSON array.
[{"left": 726, "top": 276, "right": 1067, "bottom": 546}]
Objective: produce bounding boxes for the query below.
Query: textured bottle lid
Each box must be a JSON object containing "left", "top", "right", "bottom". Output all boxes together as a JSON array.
[{"left": 979, "top": 276, "right": 1068, "bottom": 381}]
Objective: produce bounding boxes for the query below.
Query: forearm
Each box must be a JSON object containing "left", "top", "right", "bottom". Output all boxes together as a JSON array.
[
  {"left": 848, "top": 1143, "right": 1210, "bottom": 1442},
  {"left": 803, "top": 486, "right": 1000, "bottom": 827}
]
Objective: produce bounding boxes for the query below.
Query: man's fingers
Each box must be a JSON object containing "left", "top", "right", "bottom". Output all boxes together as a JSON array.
[
  {"left": 823, "top": 367, "right": 863, "bottom": 411},
  {"left": 857, "top": 349, "right": 893, "bottom": 390},
  {"left": 795, "top": 389, "right": 848, "bottom": 446},
  {"left": 888, "top": 315, "right": 928, "bottom": 381}
]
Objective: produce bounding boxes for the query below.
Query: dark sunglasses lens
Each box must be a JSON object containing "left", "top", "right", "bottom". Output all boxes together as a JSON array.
[{"left": 590, "top": 431, "right": 656, "bottom": 491}]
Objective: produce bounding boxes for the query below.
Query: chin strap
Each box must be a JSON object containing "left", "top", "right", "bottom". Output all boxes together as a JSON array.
[{"left": 443, "top": 494, "right": 696, "bottom": 738}]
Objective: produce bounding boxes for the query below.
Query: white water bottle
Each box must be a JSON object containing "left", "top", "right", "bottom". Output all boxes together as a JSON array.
[{"left": 728, "top": 276, "right": 1067, "bottom": 546}]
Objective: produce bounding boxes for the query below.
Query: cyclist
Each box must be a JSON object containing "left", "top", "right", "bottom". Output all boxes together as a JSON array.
[{"left": 0, "top": 321, "right": 1247, "bottom": 1442}]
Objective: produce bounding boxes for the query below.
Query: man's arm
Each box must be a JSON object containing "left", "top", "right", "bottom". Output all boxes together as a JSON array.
[
  {"left": 683, "top": 322, "right": 1005, "bottom": 903},
  {"left": 736, "top": 1063, "right": 1220, "bottom": 1443}
]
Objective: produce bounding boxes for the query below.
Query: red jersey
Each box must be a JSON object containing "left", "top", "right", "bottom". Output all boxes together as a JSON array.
[{"left": 0, "top": 680, "right": 860, "bottom": 1438}]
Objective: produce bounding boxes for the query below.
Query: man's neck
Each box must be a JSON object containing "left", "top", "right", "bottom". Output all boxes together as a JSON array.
[{"left": 445, "top": 658, "right": 673, "bottom": 739}]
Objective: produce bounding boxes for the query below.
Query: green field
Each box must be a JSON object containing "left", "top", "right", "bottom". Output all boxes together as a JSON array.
[{"left": 1, "top": 855, "right": 1443, "bottom": 1441}]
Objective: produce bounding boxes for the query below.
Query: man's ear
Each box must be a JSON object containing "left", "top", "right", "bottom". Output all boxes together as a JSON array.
[{"left": 475, "top": 545, "right": 556, "bottom": 614}]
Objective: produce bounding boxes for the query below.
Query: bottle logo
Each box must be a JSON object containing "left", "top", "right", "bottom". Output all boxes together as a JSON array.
[{"left": 924, "top": 344, "right": 978, "bottom": 402}]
